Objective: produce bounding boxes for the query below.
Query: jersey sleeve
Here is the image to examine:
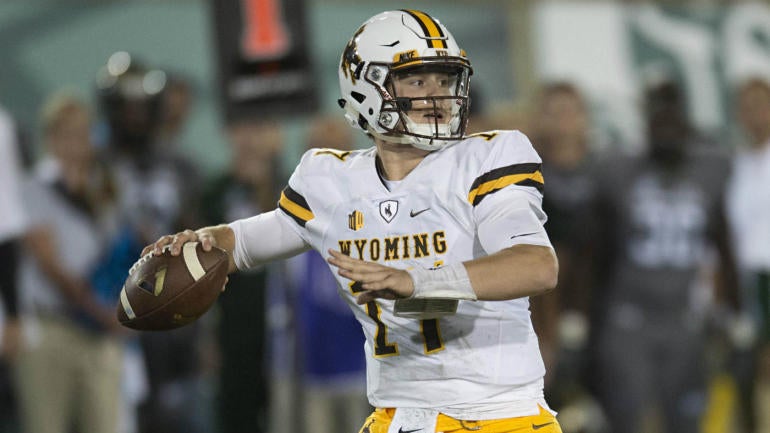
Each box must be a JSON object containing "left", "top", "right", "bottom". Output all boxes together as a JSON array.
[
  {"left": 468, "top": 131, "right": 552, "bottom": 254},
  {"left": 275, "top": 147, "right": 352, "bottom": 247},
  {"left": 223, "top": 148, "right": 319, "bottom": 272},
  {"left": 275, "top": 149, "right": 317, "bottom": 244},
  {"left": 229, "top": 210, "right": 310, "bottom": 271}
]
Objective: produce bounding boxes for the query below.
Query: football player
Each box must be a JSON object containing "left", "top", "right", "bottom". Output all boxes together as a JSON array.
[
  {"left": 591, "top": 79, "right": 741, "bottom": 433},
  {"left": 146, "top": 10, "right": 561, "bottom": 433}
]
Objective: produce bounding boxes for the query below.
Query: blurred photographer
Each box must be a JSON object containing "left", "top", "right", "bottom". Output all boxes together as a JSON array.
[{"left": 96, "top": 52, "right": 205, "bottom": 433}]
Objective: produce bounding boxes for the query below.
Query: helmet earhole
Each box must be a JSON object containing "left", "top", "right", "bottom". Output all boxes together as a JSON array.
[
  {"left": 351, "top": 92, "right": 366, "bottom": 104},
  {"left": 357, "top": 114, "right": 368, "bottom": 131}
]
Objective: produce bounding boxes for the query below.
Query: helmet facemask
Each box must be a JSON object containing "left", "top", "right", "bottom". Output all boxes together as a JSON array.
[{"left": 373, "top": 62, "right": 471, "bottom": 150}]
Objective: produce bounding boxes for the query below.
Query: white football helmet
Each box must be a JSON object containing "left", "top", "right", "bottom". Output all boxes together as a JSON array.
[{"left": 338, "top": 10, "right": 473, "bottom": 151}]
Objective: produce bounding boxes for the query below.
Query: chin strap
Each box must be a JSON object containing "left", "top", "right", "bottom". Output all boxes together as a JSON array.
[
  {"left": 370, "top": 121, "right": 459, "bottom": 151},
  {"left": 342, "top": 99, "right": 458, "bottom": 150}
]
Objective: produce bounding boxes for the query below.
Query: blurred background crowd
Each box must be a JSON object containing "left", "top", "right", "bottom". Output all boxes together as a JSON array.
[{"left": 1, "top": 1, "right": 769, "bottom": 433}]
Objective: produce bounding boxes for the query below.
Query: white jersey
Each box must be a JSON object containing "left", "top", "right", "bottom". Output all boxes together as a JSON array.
[
  {"left": 0, "top": 108, "right": 27, "bottom": 242},
  {"left": 276, "top": 130, "right": 553, "bottom": 419},
  {"left": 726, "top": 140, "right": 770, "bottom": 270}
]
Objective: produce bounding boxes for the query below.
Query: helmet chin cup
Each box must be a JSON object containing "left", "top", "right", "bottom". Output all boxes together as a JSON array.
[
  {"left": 368, "top": 118, "right": 455, "bottom": 152},
  {"left": 404, "top": 122, "right": 454, "bottom": 151}
]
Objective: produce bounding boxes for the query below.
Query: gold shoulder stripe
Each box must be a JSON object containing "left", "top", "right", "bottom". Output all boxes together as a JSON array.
[
  {"left": 278, "top": 186, "right": 314, "bottom": 227},
  {"left": 466, "top": 131, "right": 499, "bottom": 141},
  {"left": 468, "top": 163, "right": 544, "bottom": 206},
  {"left": 314, "top": 149, "right": 351, "bottom": 161},
  {"left": 401, "top": 9, "right": 448, "bottom": 49}
]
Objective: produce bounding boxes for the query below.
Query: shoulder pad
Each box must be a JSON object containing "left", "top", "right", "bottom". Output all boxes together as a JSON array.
[
  {"left": 463, "top": 130, "right": 544, "bottom": 206},
  {"left": 295, "top": 147, "right": 367, "bottom": 176}
]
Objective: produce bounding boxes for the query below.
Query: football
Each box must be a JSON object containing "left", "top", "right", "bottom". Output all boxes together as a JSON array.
[{"left": 117, "top": 242, "right": 229, "bottom": 331}]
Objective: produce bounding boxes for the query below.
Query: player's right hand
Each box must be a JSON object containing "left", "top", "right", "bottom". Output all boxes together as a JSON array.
[{"left": 142, "top": 229, "right": 199, "bottom": 257}]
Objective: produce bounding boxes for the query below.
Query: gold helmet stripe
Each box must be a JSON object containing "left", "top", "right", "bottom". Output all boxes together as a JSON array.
[{"left": 402, "top": 9, "right": 448, "bottom": 49}]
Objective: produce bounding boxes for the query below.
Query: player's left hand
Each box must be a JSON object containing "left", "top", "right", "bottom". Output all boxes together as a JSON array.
[{"left": 327, "top": 249, "right": 414, "bottom": 304}]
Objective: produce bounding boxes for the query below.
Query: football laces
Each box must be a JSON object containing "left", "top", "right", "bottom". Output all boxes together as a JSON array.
[{"left": 129, "top": 244, "right": 173, "bottom": 275}]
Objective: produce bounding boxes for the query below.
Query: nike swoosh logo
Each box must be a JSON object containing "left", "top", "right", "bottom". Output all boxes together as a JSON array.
[
  {"left": 510, "top": 232, "right": 540, "bottom": 239},
  {"left": 398, "top": 428, "right": 421, "bottom": 433},
  {"left": 409, "top": 208, "right": 430, "bottom": 217},
  {"left": 532, "top": 422, "right": 554, "bottom": 430}
]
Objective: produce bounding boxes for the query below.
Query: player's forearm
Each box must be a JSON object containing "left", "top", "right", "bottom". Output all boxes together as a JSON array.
[
  {"left": 228, "top": 210, "right": 310, "bottom": 270},
  {"left": 465, "top": 244, "right": 558, "bottom": 301}
]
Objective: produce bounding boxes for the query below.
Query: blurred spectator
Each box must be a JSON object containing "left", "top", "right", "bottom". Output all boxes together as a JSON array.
[
  {"left": 0, "top": 106, "right": 26, "bottom": 355},
  {"left": 156, "top": 72, "right": 203, "bottom": 206},
  {"left": 466, "top": 102, "right": 531, "bottom": 137},
  {"left": 590, "top": 78, "right": 740, "bottom": 433},
  {"left": 14, "top": 91, "right": 125, "bottom": 433},
  {"left": 96, "top": 52, "right": 200, "bottom": 241},
  {"left": 157, "top": 72, "right": 193, "bottom": 154},
  {"left": 530, "top": 82, "right": 606, "bottom": 433},
  {"left": 0, "top": 104, "right": 28, "bottom": 433},
  {"left": 200, "top": 118, "right": 285, "bottom": 433},
  {"left": 95, "top": 52, "right": 205, "bottom": 433},
  {"left": 286, "top": 115, "right": 370, "bottom": 433},
  {"left": 726, "top": 76, "right": 770, "bottom": 433}
]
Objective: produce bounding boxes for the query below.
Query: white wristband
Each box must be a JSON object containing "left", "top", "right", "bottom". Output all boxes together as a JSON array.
[{"left": 407, "top": 262, "right": 477, "bottom": 301}]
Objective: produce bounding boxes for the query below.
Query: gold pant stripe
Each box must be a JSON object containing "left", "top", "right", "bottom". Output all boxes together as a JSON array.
[{"left": 359, "top": 405, "right": 562, "bottom": 433}]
